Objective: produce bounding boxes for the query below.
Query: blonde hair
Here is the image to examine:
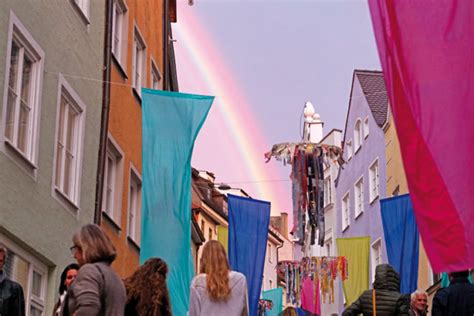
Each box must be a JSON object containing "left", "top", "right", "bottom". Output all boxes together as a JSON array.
[
  {"left": 73, "top": 224, "right": 116, "bottom": 264},
  {"left": 199, "top": 240, "right": 231, "bottom": 301}
]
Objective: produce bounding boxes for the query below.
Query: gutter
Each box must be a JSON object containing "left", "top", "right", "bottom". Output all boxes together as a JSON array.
[
  {"left": 94, "top": 0, "right": 113, "bottom": 225},
  {"left": 163, "top": 0, "right": 170, "bottom": 91}
]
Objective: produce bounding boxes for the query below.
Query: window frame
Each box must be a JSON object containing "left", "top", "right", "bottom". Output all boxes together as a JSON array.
[
  {"left": 0, "top": 234, "right": 48, "bottom": 316},
  {"left": 363, "top": 117, "right": 369, "bottom": 139},
  {"left": 342, "top": 192, "right": 350, "bottom": 231},
  {"left": 346, "top": 140, "right": 353, "bottom": 161},
  {"left": 102, "top": 135, "right": 124, "bottom": 226},
  {"left": 111, "top": 0, "right": 128, "bottom": 70},
  {"left": 323, "top": 176, "right": 333, "bottom": 208},
  {"left": 2, "top": 11, "right": 44, "bottom": 170},
  {"left": 354, "top": 176, "right": 364, "bottom": 218},
  {"left": 151, "top": 58, "right": 163, "bottom": 90},
  {"left": 267, "top": 243, "right": 272, "bottom": 263},
  {"left": 354, "top": 119, "right": 363, "bottom": 153},
  {"left": 132, "top": 25, "right": 147, "bottom": 97},
  {"left": 127, "top": 164, "right": 142, "bottom": 245},
  {"left": 369, "top": 158, "right": 380, "bottom": 203},
  {"left": 371, "top": 237, "right": 382, "bottom": 282},
  {"left": 52, "top": 75, "right": 86, "bottom": 210}
]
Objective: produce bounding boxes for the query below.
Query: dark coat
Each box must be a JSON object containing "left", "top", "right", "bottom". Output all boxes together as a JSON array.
[
  {"left": 342, "top": 264, "right": 408, "bottom": 316},
  {"left": 432, "top": 277, "right": 474, "bottom": 316},
  {"left": 0, "top": 277, "right": 25, "bottom": 316}
]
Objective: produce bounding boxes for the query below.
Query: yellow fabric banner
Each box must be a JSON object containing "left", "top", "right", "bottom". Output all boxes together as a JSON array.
[
  {"left": 336, "top": 236, "right": 370, "bottom": 306},
  {"left": 217, "top": 226, "right": 228, "bottom": 253}
]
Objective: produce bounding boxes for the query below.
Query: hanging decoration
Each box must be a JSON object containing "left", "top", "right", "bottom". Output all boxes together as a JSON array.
[
  {"left": 265, "top": 143, "right": 343, "bottom": 246},
  {"left": 276, "top": 256, "right": 348, "bottom": 306},
  {"left": 257, "top": 299, "right": 274, "bottom": 316}
]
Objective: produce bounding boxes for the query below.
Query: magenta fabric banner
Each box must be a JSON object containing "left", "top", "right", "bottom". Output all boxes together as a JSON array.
[{"left": 368, "top": 1, "right": 474, "bottom": 272}]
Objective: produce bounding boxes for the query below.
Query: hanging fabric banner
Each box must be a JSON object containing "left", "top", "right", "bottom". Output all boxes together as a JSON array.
[
  {"left": 301, "top": 277, "right": 321, "bottom": 315},
  {"left": 336, "top": 237, "right": 370, "bottom": 307},
  {"left": 228, "top": 194, "right": 270, "bottom": 316},
  {"left": 217, "top": 225, "right": 228, "bottom": 254},
  {"left": 368, "top": 1, "right": 474, "bottom": 272},
  {"left": 262, "top": 288, "right": 283, "bottom": 316},
  {"left": 380, "top": 194, "right": 419, "bottom": 294},
  {"left": 140, "top": 89, "right": 213, "bottom": 316}
]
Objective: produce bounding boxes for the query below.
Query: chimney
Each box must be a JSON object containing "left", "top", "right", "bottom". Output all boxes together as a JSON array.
[{"left": 280, "top": 212, "right": 289, "bottom": 239}]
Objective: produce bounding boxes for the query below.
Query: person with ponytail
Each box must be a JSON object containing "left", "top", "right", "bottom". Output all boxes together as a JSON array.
[{"left": 188, "top": 240, "right": 248, "bottom": 316}]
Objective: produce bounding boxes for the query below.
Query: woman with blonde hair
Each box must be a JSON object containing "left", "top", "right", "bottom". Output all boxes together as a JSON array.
[
  {"left": 65, "top": 224, "right": 126, "bottom": 316},
  {"left": 188, "top": 240, "right": 249, "bottom": 316},
  {"left": 124, "top": 257, "right": 172, "bottom": 316}
]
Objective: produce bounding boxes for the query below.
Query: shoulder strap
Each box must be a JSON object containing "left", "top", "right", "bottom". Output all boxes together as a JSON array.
[{"left": 372, "top": 289, "right": 377, "bottom": 316}]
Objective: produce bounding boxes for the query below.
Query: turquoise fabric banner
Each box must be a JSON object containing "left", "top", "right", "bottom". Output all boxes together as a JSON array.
[
  {"left": 262, "top": 288, "right": 283, "bottom": 316},
  {"left": 140, "top": 89, "right": 213, "bottom": 316}
]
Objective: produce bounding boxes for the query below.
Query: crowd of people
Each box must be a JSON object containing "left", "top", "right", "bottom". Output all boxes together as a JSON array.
[{"left": 0, "top": 224, "right": 473, "bottom": 315}]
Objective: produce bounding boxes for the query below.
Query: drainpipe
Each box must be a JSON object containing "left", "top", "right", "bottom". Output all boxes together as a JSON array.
[
  {"left": 163, "top": 0, "right": 170, "bottom": 91},
  {"left": 94, "top": 0, "right": 113, "bottom": 225}
]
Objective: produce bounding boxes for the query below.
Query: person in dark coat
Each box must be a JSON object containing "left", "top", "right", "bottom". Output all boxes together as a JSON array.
[
  {"left": 0, "top": 244, "right": 25, "bottom": 316},
  {"left": 342, "top": 264, "right": 408, "bottom": 316},
  {"left": 432, "top": 270, "right": 474, "bottom": 316}
]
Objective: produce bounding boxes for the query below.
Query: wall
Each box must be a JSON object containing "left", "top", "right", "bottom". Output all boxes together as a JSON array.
[
  {"left": 102, "top": 0, "right": 165, "bottom": 278},
  {"left": 0, "top": 1, "right": 104, "bottom": 314}
]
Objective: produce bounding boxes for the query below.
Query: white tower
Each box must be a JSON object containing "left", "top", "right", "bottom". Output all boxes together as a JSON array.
[{"left": 303, "top": 101, "right": 324, "bottom": 143}]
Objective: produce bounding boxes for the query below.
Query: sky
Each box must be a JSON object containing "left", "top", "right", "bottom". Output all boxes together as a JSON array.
[{"left": 173, "top": 0, "right": 381, "bottom": 218}]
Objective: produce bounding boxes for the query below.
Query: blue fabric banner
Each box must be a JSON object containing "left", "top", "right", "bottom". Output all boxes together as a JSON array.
[
  {"left": 140, "top": 89, "right": 213, "bottom": 316},
  {"left": 262, "top": 288, "right": 283, "bottom": 316},
  {"left": 380, "top": 194, "right": 419, "bottom": 294},
  {"left": 228, "top": 194, "right": 270, "bottom": 316}
]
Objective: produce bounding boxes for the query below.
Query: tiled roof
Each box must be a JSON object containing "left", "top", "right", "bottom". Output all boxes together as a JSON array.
[{"left": 355, "top": 70, "right": 388, "bottom": 127}]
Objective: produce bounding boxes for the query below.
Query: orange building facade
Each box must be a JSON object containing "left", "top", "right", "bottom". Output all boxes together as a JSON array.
[{"left": 99, "top": 0, "right": 167, "bottom": 278}]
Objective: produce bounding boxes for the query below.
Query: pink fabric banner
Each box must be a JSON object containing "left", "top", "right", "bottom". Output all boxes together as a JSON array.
[
  {"left": 368, "top": 1, "right": 474, "bottom": 272},
  {"left": 301, "top": 277, "right": 321, "bottom": 315}
]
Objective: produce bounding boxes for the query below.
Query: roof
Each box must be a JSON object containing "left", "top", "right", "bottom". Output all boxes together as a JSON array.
[{"left": 355, "top": 70, "right": 389, "bottom": 127}]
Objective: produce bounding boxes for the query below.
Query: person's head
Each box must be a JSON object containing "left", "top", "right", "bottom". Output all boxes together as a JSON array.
[
  {"left": 280, "top": 306, "right": 298, "bottom": 316},
  {"left": 199, "top": 240, "right": 231, "bottom": 301},
  {"left": 124, "top": 258, "right": 171, "bottom": 316},
  {"left": 449, "top": 270, "right": 470, "bottom": 281},
  {"left": 410, "top": 290, "right": 428, "bottom": 311},
  {"left": 71, "top": 224, "right": 116, "bottom": 266},
  {"left": 0, "top": 244, "right": 7, "bottom": 271},
  {"left": 58, "top": 263, "right": 80, "bottom": 294}
]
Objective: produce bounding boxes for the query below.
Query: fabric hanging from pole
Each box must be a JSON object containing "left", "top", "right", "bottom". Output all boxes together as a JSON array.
[
  {"left": 262, "top": 288, "right": 283, "bottom": 316},
  {"left": 336, "top": 237, "right": 370, "bottom": 307},
  {"left": 380, "top": 194, "right": 419, "bottom": 294},
  {"left": 368, "top": 1, "right": 474, "bottom": 272},
  {"left": 228, "top": 194, "right": 270, "bottom": 316},
  {"left": 140, "top": 89, "right": 213, "bottom": 316},
  {"left": 217, "top": 225, "right": 228, "bottom": 254}
]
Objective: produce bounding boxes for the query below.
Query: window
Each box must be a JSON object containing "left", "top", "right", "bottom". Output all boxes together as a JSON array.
[
  {"left": 354, "top": 119, "right": 362, "bottom": 152},
  {"left": 354, "top": 177, "right": 364, "bottom": 218},
  {"left": 3, "top": 13, "right": 44, "bottom": 164},
  {"left": 132, "top": 27, "right": 146, "bottom": 96},
  {"left": 325, "top": 238, "right": 332, "bottom": 256},
  {"left": 1, "top": 236, "right": 48, "bottom": 316},
  {"left": 342, "top": 192, "right": 350, "bottom": 231},
  {"left": 102, "top": 137, "right": 123, "bottom": 224},
  {"left": 54, "top": 77, "right": 85, "bottom": 206},
  {"left": 267, "top": 243, "right": 272, "bottom": 263},
  {"left": 74, "top": 0, "right": 90, "bottom": 20},
  {"left": 363, "top": 117, "right": 369, "bottom": 138},
  {"left": 369, "top": 159, "right": 380, "bottom": 203},
  {"left": 208, "top": 227, "right": 212, "bottom": 240},
  {"left": 151, "top": 60, "right": 162, "bottom": 90},
  {"left": 323, "top": 176, "right": 332, "bottom": 207},
  {"left": 111, "top": 0, "right": 128, "bottom": 67},
  {"left": 346, "top": 140, "right": 353, "bottom": 160},
  {"left": 128, "top": 167, "right": 142, "bottom": 245},
  {"left": 371, "top": 238, "right": 382, "bottom": 281}
]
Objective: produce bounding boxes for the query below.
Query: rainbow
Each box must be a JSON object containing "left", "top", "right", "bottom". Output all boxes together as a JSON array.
[{"left": 174, "top": 3, "right": 291, "bottom": 216}]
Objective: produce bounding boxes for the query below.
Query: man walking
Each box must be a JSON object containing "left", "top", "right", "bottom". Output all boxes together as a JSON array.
[
  {"left": 432, "top": 270, "right": 474, "bottom": 316},
  {"left": 0, "top": 244, "right": 25, "bottom": 316}
]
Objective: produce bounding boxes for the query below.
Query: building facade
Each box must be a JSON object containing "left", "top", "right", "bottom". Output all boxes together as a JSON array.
[
  {"left": 0, "top": 1, "right": 105, "bottom": 314},
  {"left": 99, "top": 0, "right": 174, "bottom": 278},
  {"left": 336, "top": 69, "right": 389, "bottom": 311}
]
